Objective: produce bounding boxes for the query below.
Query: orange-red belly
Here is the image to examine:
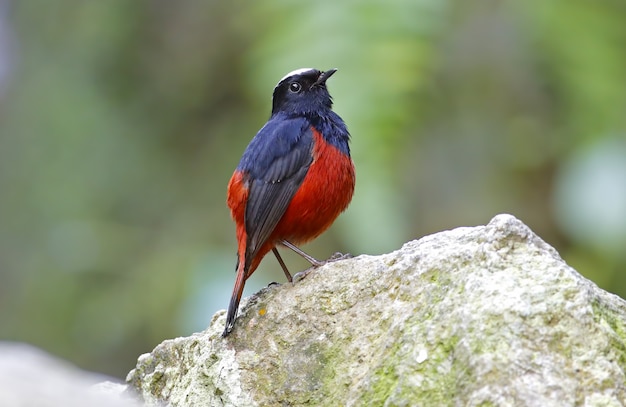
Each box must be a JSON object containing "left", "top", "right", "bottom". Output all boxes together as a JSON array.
[{"left": 270, "top": 129, "right": 355, "bottom": 244}]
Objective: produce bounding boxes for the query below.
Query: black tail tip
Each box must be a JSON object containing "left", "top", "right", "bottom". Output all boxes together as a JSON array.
[{"left": 222, "top": 323, "right": 234, "bottom": 338}]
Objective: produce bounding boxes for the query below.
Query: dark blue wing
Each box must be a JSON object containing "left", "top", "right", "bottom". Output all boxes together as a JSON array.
[{"left": 237, "top": 116, "right": 314, "bottom": 266}]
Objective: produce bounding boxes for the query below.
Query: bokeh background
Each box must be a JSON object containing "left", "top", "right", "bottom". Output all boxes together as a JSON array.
[{"left": 1, "top": 0, "right": 625, "bottom": 378}]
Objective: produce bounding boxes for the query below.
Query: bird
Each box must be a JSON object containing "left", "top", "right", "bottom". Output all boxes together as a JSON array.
[{"left": 223, "top": 68, "right": 355, "bottom": 337}]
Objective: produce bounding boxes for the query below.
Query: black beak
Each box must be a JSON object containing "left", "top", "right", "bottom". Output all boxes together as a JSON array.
[{"left": 315, "top": 68, "right": 338, "bottom": 86}]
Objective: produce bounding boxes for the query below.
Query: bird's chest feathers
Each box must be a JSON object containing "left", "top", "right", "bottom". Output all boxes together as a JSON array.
[
  {"left": 302, "top": 129, "right": 353, "bottom": 198},
  {"left": 276, "top": 128, "right": 355, "bottom": 238}
]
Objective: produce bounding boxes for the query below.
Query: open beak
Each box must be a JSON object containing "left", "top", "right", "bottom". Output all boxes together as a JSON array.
[{"left": 315, "top": 68, "right": 338, "bottom": 86}]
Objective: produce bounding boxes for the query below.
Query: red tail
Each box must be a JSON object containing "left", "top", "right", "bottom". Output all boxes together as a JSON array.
[{"left": 222, "top": 260, "right": 247, "bottom": 337}]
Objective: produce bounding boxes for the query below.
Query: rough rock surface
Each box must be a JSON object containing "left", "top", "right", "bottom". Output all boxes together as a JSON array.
[
  {"left": 0, "top": 342, "right": 141, "bottom": 407},
  {"left": 127, "top": 214, "right": 626, "bottom": 406}
]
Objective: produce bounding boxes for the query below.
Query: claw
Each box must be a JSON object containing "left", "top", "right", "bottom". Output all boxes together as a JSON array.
[
  {"left": 292, "top": 267, "right": 316, "bottom": 283},
  {"left": 328, "top": 252, "right": 353, "bottom": 261}
]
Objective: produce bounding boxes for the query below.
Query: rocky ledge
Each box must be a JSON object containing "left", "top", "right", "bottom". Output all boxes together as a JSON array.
[{"left": 126, "top": 214, "right": 626, "bottom": 407}]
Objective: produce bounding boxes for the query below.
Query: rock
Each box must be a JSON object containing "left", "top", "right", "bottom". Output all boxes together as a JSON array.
[
  {"left": 126, "top": 214, "right": 626, "bottom": 406},
  {"left": 0, "top": 342, "right": 143, "bottom": 407}
]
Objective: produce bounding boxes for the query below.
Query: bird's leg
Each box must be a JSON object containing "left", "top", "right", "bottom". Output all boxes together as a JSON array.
[
  {"left": 281, "top": 240, "right": 353, "bottom": 265},
  {"left": 280, "top": 240, "right": 353, "bottom": 283},
  {"left": 272, "top": 248, "right": 293, "bottom": 283},
  {"left": 280, "top": 240, "right": 324, "bottom": 267},
  {"left": 279, "top": 240, "right": 323, "bottom": 283}
]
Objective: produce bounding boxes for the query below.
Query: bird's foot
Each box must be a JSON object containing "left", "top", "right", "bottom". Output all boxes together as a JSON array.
[
  {"left": 327, "top": 252, "right": 353, "bottom": 261},
  {"left": 292, "top": 267, "right": 316, "bottom": 284},
  {"left": 292, "top": 252, "right": 353, "bottom": 283}
]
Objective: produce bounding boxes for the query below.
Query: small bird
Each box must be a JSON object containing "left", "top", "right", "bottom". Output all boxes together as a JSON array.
[{"left": 223, "top": 68, "right": 355, "bottom": 336}]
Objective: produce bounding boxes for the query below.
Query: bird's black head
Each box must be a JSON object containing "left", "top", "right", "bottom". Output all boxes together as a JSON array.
[{"left": 271, "top": 68, "right": 337, "bottom": 117}]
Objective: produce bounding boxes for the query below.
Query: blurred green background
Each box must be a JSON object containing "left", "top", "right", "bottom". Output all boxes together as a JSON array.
[{"left": 1, "top": 0, "right": 625, "bottom": 378}]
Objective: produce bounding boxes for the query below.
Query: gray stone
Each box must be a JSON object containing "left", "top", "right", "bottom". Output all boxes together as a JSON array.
[
  {"left": 127, "top": 214, "right": 626, "bottom": 406},
  {"left": 0, "top": 342, "right": 142, "bottom": 407}
]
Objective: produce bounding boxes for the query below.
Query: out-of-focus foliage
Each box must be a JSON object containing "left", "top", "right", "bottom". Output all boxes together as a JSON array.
[{"left": 0, "top": 0, "right": 624, "bottom": 377}]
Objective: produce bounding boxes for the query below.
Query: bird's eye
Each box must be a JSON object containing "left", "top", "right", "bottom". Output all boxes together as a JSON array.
[{"left": 289, "top": 82, "right": 302, "bottom": 93}]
